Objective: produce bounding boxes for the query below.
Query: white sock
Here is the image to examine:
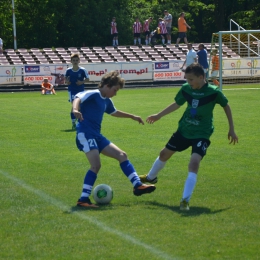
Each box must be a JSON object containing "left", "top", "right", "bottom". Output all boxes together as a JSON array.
[
  {"left": 116, "top": 40, "right": 118, "bottom": 45},
  {"left": 147, "top": 157, "right": 166, "bottom": 180},
  {"left": 138, "top": 38, "right": 141, "bottom": 44},
  {"left": 113, "top": 40, "right": 115, "bottom": 46},
  {"left": 134, "top": 39, "right": 136, "bottom": 45},
  {"left": 182, "top": 172, "right": 197, "bottom": 202},
  {"left": 162, "top": 39, "right": 165, "bottom": 44}
]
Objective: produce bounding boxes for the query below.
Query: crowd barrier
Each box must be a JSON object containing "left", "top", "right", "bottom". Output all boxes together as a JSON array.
[{"left": 0, "top": 58, "right": 259, "bottom": 86}]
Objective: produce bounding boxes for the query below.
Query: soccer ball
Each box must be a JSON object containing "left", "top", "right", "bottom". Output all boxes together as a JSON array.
[{"left": 93, "top": 184, "right": 113, "bottom": 204}]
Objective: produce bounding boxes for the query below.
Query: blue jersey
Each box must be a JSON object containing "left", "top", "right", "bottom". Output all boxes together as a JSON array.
[
  {"left": 197, "top": 49, "right": 209, "bottom": 69},
  {"left": 65, "top": 67, "right": 89, "bottom": 93},
  {"left": 75, "top": 89, "right": 116, "bottom": 137}
]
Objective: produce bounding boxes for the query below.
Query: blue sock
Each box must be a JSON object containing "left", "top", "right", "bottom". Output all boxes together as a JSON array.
[
  {"left": 71, "top": 112, "right": 76, "bottom": 122},
  {"left": 120, "top": 160, "right": 142, "bottom": 188},
  {"left": 80, "top": 170, "right": 97, "bottom": 200}
]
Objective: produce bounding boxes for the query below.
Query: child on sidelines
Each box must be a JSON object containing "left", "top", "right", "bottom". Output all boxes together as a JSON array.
[
  {"left": 139, "top": 63, "right": 238, "bottom": 211},
  {"left": 65, "top": 53, "right": 89, "bottom": 130},
  {"left": 210, "top": 49, "right": 220, "bottom": 86},
  {"left": 41, "top": 78, "right": 56, "bottom": 95},
  {"left": 73, "top": 70, "right": 156, "bottom": 208}
]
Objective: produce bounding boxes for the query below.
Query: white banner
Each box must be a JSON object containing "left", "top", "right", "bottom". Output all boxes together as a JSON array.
[
  {"left": 80, "top": 62, "right": 153, "bottom": 81},
  {"left": 0, "top": 65, "right": 22, "bottom": 85},
  {"left": 153, "top": 60, "right": 185, "bottom": 81},
  {"left": 23, "top": 65, "right": 67, "bottom": 85}
]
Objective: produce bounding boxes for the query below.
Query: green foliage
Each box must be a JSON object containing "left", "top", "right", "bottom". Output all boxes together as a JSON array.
[
  {"left": 1, "top": 0, "right": 260, "bottom": 49},
  {"left": 0, "top": 86, "right": 260, "bottom": 259}
]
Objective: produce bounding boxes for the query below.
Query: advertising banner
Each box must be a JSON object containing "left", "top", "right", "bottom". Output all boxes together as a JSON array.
[
  {"left": 222, "top": 58, "right": 260, "bottom": 77},
  {"left": 153, "top": 60, "right": 185, "bottom": 81},
  {"left": 23, "top": 65, "right": 67, "bottom": 85},
  {"left": 81, "top": 62, "right": 153, "bottom": 81},
  {"left": 0, "top": 65, "right": 22, "bottom": 85}
]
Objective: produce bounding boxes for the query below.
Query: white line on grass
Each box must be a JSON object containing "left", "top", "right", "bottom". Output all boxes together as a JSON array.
[
  {"left": 223, "top": 88, "right": 260, "bottom": 90},
  {"left": 0, "top": 169, "right": 178, "bottom": 260}
]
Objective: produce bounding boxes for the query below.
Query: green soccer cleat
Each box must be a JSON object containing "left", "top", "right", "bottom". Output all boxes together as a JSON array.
[
  {"left": 133, "top": 184, "right": 156, "bottom": 196},
  {"left": 180, "top": 199, "right": 190, "bottom": 211},
  {"left": 72, "top": 122, "right": 76, "bottom": 130},
  {"left": 139, "top": 174, "right": 158, "bottom": 184}
]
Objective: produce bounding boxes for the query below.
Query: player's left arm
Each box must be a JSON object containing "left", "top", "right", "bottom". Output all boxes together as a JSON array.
[
  {"left": 111, "top": 110, "right": 144, "bottom": 125},
  {"left": 223, "top": 104, "right": 238, "bottom": 145},
  {"left": 72, "top": 97, "right": 84, "bottom": 121}
]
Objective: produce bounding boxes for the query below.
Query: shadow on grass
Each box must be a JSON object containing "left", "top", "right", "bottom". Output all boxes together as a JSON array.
[
  {"left": 146, "top": 201, "right": 231, "bottom": 217},
  {"left": 64, "top": 204, "right": 115, "bottom": 213},
  {"left": 60, "top": 129, "right": 76, "bottom": 133}
]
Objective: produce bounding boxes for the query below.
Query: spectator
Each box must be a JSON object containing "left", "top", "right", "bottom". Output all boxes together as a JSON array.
[
  {"left": 41, "top": 78, "right": 56, "bottom": 95},
  {"left": 176, "top": 12, "right": 191, "bottom": 47},
  {"left": 133, "top": 18, "right": 142, "bottom": 45},
  {"left": 0, "top": 38, "right": 3, "bottom": 54},
  {"left": 111, "top": 17, "right": 118, "bottom": 47},
  {"left": 197, "top": 43, "right": 209, "bottom": 77},
  {"left": 163, "top": 10, "right": 172, "bottom": 45},
  {"left": 210, "top": 49, "right": 220, "bottom": 86},
  {"left": 180, "top": 43, "right": 197, "bottom": 71},
  {"left": 143, "top": 17, "right": 153, "bottom": 45},
  {"left": 158, "top": 18, "right": 167, "bottom": 45}
]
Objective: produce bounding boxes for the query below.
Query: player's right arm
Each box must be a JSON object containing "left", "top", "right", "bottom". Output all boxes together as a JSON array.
[
  {"left": 72, "top": 97, "right": 84, "bottom": 121},
  {"left": 146, "top": 102, "right": 180, "bottom": 124}
]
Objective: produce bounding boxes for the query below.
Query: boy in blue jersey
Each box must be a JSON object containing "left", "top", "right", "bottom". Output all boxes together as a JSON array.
[
  {"left": 65, "top": 53, "right": 90, "bottom": 130},
  {"left": 139, "top": 63, "right": 238, "bottom": 211},
  {"left": 73, "top": 71, "right": 156, "bottom": 208},
  {"left": 197, "top": 43, "right": 209, "bottom": 77}
]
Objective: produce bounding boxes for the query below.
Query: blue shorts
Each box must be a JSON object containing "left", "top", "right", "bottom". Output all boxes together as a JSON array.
[
  {"left": 76, "top": 132, "right": 110, "bottom": 153},
  {"left": 68, "top": 90, "right": 84, "bottom": 103}
]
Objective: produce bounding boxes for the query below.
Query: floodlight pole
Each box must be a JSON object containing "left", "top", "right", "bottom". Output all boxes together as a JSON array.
[{"left": 12, "top": 0, "right": 17, "bottom": 50}]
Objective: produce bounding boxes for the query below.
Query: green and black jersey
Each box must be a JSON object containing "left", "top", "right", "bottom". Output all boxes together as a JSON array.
[{"left": 175, "top": 82, "right": 228, "bottom": 139}]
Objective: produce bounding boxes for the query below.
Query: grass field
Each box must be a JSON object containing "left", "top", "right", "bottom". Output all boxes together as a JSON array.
[{"left": 0, "top": 85, "right": 259, "bottom": 260}]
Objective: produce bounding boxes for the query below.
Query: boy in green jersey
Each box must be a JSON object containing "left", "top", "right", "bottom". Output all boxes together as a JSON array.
[{"left": 140, "top": 63, "right": 238, "bottom": 211}]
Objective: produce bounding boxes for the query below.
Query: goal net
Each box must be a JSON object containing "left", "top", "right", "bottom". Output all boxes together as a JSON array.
[{"left": 209, "top": 30, "right": 260, "bottom": 89}]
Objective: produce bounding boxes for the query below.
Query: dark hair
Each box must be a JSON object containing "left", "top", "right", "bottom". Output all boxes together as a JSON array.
[
  {"left": 112, "top": 17, "right": 116, "bottom": 19},
  {"left": 99, "top": 70, "right": 125, "bottom": 89},
  {"left": 164, "top": 10, "right": 168, "bottom": 12},
  {"left": 185, "top": 63, "right": 204, "bottom": 77}
]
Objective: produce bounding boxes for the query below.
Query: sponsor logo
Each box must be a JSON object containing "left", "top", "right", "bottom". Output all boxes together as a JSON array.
[
  {"left": 25, "top": 66, "right": 40, "bottom": 73},
  {"left": 155, "top": 62, "right": 169, "bottom": 69},
  {"left": 197, "top": 141, "right": 202, "bottom": 147}
]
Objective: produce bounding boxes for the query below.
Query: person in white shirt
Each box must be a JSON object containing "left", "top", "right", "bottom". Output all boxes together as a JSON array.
[{"left": 180, "top": 43, "right": 197, "bottom": 71}]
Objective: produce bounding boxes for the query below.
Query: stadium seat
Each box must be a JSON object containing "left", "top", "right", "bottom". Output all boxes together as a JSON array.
[
  {"left": 129, "top": 45, "right": 140, "bottom": 50},
  {"left": 129, "top": 58, "right": 140, "bottom": 62},
  {"left": 93, "top": 47, "right": 102, "bottom": 51},
  {"left": 142, "top": 46, "right": 152, "bottom": 50},
  {"left": 56, "top": 47, "right": 66, "bottom": 52},
  {"left": 116, "top": 58, "right": 127, "bottom": 62},
  {"left": 117, "top": 46, "right": 127, "bottom": 50},
  {"left": 13, "top": 61, "right": 24, "bottom": 65},
  {"left": 43, "top": 48, "right": 53, "bottom": 52},
  {"left": 81, "top": 47, "right": 91, "bottom": 51},
  {"left": 142, "top": 58, "right": 152, "bottom": 61},
  {"left": 68, "top": 47, "right": 78, "bottom": 52},
  {"left": 105, "top": 46, "right": 115, "bottom": 51},
  {"left": 17, "top": 48, "right": 28, "bottom": 53},
  {"left": 26, "top": 61, "right": 37, "bottom": 64}
]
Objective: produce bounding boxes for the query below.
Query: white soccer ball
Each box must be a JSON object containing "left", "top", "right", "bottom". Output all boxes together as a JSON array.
[{"left": 93, "top": 184, "right": 113, "bottom": 204}]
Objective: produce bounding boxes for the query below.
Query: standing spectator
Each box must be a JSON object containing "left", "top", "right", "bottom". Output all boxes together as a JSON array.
[
  {"left": 197, "top": 43, "right": 209, "bottom": 77},
  {"left": 41, "top": 78, "right": 56, "bottom": 95},
  {"left": 111, "top": 17, "right": 118, "bottom": 47},
  {"left": 0, "top": 38, "right": 3, "bottom": 54},
  {"left": 175, "top": 12, "right": 191, "bottom": 47},
  {"left": 180, "top": 43, "right": 197, "bottom": 71},
  {"left": 65, "top": 53, "right": 90, "bottom": 130},
  {"left": 133, "top": 18, "right": 142, "bottom": 46},
  {"left": 143, "top": 17, "right": 153, "bottom": 45},
  {"left": 210, "top": 49, "right": 220, "bottom": 86},
  {"left": 158, "top": 18, "right": 167, "bottom": 45},
  {"left": 163, "top": 10, "right": 172, "bottom": 45}
]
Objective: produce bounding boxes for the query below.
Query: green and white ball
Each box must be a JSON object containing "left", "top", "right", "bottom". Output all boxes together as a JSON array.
[{"left": 93, "top": 184, "right": 113, "bottom": 204}]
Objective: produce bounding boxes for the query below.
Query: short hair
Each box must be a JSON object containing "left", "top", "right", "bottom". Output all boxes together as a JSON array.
[
  {"left": 180, "top": 12, "right": 185, "bottom": 16},
  {"left": 158, "top": 18, "right": 163, "bottom": 21},
  {"left": 149, "top": 17, "right": 153, "bottom": 20},
  {"left": 185, "top": 63, "right": 204, "bottom": 77},
  {"left": 98, "top": 70, "right": 125, "bottom": 89},
  {"left": 164, "top": 10, "right": 168, "bottom": 12},
  {"left": 70, "top": 53, "right": 80, "bottom": 60},
  {"left": 199, "top": 43, "right": 205, "bottom": 48}
]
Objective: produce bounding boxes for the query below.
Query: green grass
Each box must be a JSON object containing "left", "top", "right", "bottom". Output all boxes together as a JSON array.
[{"left": 0, "top": 85, "right": 259, "bottom": 260}]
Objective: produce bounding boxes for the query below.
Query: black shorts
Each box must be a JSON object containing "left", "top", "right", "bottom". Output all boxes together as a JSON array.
[
  {"left": 111, "top": 33, "right": 118, "bottom": 38},
  {"left": 144, "top": 31, "right": 150, "bottom": 36},
  {"left": 178, "top": 32, "right": 187, "bottom": 39},
  {"left": 134, "top": 33, "right": 141, "bottom": 38},
  {"left": 165, "top": 131, "right": 211, "bottom": 158}
]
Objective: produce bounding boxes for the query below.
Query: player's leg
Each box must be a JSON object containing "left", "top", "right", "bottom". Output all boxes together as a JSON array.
[
  {"left": 180, "top": 138, "right": 210, "bottom": 210},
  {"left": 184, "top": 37, "right": 188, "bottom": 44},
  {"left": 115, "top": 36, "right": 118, "bottom": 46},
  {"left": 175, "top": 33, "right": 181, "bottom": 46},
  {"left": 101, "top": 142, "right": 156, "bottom": 196},
  {"left": 68, "top": 91, "right": 77, "bottom": 130},
  {"left": 41, "top": 88, "right": 45, "bottom": 95},
  {"left": 141, "top": 131, "right": 187, "bottom": 183}
]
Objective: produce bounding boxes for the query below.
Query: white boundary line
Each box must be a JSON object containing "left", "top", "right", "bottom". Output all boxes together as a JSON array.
[{"left": 0, "top": 169, "right": 178, "bottom": 260}]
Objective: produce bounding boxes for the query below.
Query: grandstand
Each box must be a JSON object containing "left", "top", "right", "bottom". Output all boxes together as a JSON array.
[{"left": 0, "top": 43, "right": 217, "bottom": 65}]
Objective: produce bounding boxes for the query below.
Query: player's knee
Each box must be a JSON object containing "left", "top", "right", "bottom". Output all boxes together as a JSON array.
[
  {"left": 188, "top": 160, "right": 200, "bottom": 172},
  {"left": 118, "top": 150, "right": 128, "bottom": 162},
  {"left": 90, "top": 164, "right": 101, "bottom": 173}
]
